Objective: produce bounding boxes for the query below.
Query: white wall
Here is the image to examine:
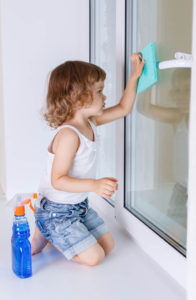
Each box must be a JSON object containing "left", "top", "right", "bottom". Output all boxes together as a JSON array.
[
  {"left": 0, "top": 0, "right": 89, "bottom": 199},
  {"left": 0, "top": 3, "right": 6, "bottom": 195}
]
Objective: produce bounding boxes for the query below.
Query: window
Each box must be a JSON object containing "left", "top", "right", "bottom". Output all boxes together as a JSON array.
[
  {"left": 90, "top": 0, "right": 124, "bottom": 206},
  {"left": 124, "top": 0, "right": 192, "bottom": 255}
]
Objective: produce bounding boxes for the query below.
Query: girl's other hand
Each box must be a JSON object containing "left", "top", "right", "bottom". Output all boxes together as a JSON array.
[
  {"left": 93, "top": 177, "right": 118, "bottom": 198},
  {"left": 130, "top": 52, "right": 145, "bottom": 80}
]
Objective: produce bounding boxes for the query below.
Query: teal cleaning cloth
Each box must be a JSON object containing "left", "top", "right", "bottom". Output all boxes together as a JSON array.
[{"left": 137, "top": 42, "right": 159, "bottom": 93}]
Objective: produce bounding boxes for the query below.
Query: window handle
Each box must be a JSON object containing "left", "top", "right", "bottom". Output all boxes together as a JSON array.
[{"left": 159, "top": 52, "right": 193, "bottom": 69}]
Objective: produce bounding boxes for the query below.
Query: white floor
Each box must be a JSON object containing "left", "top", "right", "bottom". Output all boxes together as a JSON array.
[{"left": 0, "top": 197, "right": 186, "bottom": 300}]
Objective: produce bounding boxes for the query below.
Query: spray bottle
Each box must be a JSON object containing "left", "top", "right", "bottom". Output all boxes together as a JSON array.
[{"left": 9, "top": 193, "right": 38, "bottom": 278}]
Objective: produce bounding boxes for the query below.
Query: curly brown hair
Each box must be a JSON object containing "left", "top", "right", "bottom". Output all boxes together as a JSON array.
[{"left": 43, "top": 60, "right": 106, "bottom": 128}]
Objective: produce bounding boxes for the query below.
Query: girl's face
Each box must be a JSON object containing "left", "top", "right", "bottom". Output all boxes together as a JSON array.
[{"left": 86, "top": 80, "right": 106, "bottom": 116}]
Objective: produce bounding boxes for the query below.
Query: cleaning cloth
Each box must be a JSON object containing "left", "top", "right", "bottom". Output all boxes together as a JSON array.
[{"left": 137, "top": 42, "right": 159, "bottom": 93}]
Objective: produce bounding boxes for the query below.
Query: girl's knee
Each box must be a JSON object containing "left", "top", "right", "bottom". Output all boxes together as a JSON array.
[
  {"left": 106, "top": 237, "right": 115, "bottom": 254},
  {"left": 74, "top": 244, "right": 105, "bottom": 266},
  {"left": 90, "top": 247, "right": 105, "bottom": 266},
  {"left": 97, "top": 232, "right": 115, "bottom": 255}
]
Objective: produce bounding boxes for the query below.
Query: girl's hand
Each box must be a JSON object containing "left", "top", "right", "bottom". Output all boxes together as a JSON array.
[
  {"left": 93, "top": 177, "right": 118, "bottom": 198},
  {"left": 130, "top": 52, "right": 145, "bottom": 79}
]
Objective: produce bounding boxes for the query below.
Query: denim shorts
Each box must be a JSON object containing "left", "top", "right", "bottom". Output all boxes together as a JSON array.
[{"left": 34, "top": 197, "right": 108, "bottom": 260}]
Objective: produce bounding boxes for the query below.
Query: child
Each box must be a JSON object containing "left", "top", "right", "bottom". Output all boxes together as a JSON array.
[{"left": 32, "top": 54, "right": 145, "bottom": 266}]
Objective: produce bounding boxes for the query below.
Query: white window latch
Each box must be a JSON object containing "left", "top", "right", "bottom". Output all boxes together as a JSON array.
[{"left": 159, "top": 52, "right": 193, "bottom": 69}]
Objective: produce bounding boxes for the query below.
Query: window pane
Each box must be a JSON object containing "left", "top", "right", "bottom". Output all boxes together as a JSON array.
[
  {"left": 90, "top": 0, "right": 117, "bottom": 205},
  {"left": 125, "top": 0, "right": 192, "bottom": 254}
]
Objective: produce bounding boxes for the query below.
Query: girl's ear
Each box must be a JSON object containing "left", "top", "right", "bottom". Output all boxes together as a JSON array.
[{"left": 82, "top": 90, "right": 93, "bottom": 108}]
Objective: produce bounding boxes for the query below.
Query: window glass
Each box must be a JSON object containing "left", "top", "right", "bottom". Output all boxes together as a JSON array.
[
  {"left": 125, "top": 0, "right": 192, "bottom": 254},
  {"left": 90, "top": 0, "right": 117, "bottom": 205}
]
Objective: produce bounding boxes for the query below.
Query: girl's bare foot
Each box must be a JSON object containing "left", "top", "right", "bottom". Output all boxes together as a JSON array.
[{"left": 31, "top": 226, "right": 48, "bottom": 255}]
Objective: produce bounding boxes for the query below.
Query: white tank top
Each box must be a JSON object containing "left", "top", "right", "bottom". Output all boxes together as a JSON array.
[{"left": 38, "top": 119, "right": 99, "bottom": 204}]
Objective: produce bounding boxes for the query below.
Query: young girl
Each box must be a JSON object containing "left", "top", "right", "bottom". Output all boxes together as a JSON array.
[{"left": 32, "top": 54, "right": 145, "bottom": 266}]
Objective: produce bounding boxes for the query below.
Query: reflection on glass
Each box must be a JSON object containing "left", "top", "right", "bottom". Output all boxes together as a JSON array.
[
  {"left": 137, "top": 69, "right": 190, "bottom": 238},
  {"left": 125, "top": 0, "right": 192, "bottom": 254}
]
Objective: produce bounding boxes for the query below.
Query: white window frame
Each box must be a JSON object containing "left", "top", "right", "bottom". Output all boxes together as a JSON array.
[
  {"left": 89, "top": 0, "right": 196, "bottom": 290},
  {"left": 187, "top": 0, "right": 196, "bottom": 298}
]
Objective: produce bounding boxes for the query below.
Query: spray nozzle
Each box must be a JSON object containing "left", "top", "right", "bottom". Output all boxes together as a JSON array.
[
  {"left": 7, "top": 193, "right": 38, "bottom": 215},
  {"left": 21, "top": 198, "right": 37, "bottom": 213}
]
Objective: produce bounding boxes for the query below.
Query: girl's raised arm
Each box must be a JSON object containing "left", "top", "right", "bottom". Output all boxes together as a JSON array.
[{"left": 93, "top": 53, "right": 145, "bottom": 126}]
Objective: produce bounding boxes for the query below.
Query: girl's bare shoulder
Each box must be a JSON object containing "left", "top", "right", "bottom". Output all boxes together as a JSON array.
[{"left": 52, "top": 127, "right": 80, "bottom": 154}]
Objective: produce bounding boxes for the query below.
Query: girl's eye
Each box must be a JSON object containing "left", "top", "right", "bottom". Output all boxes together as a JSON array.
[{"left": 98, "top": 90, "right": 103, "bottom": 94}]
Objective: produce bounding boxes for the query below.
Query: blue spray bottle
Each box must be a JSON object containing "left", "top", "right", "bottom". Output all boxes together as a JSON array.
[{"left": 10, "top": 194, "right": 37, "bottom": 278}]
